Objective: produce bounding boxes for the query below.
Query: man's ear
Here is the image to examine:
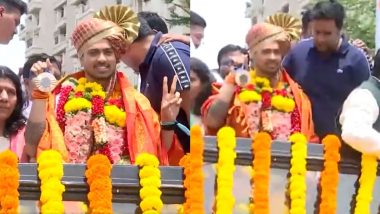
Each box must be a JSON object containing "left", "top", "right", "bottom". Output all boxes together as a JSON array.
[{"left": 0, "top": 6, "right": 5, "bottom": 17}]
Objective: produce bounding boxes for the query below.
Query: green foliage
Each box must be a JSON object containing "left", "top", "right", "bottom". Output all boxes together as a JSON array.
[{"left": 163, "top": 0, "right": 190, "bottom": 27}]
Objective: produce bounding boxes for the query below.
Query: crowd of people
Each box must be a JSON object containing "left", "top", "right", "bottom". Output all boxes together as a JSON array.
[
  {"left": 1, "top": 0, "right": 380, "bottom": 168},
  {"left": 190, "top": 0, "right": 380, "bottom": 158},
  {"left": 0, "top": 0, "right": 191, "bottom": 166}
]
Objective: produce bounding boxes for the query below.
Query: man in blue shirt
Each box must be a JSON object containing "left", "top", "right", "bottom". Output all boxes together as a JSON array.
[
  {"left": 122, "top": 17, "right": 190, "bottom": 153},
  {"left": 283, "top": 0, "right": 370, "bottom": 139}
]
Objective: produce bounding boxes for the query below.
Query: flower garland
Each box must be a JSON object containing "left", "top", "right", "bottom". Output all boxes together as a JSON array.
[
  {"left": 37, "top": 150, "right": 65, "bottom": 214},
  {"left": 85, "top": 154, "right": 113, "bottom": 214},
  {"left": 354, "top": 154, "right": 378, "bottom": 214},
  {"left": 57, "top": 77, "right": 127, "bottom": 163},
  {"left": 319, "top": 135, "right": 341, "bottom": 213},
  {"left": 251, "top": 132, "right": 272, "bottom": 214},
  {"left": 237, "top": 70, "right": 298, "bottom": 140},
  {"left": 0, "top": 150, "right": 20, "bottom": 213},
  {"left": 288, "top": 133, "right": 307, "bottom": 214},
  {"left": 179, "top": 154, "right": 190, "bottom": 213},
  {"left": 136, "top": 153, "right": 163, "bottom": 214},
  {"left": 216, "top": 127, "right": 237, "bottom": 213},
  {"left": 238, "top": 71, "right": 295, "bottom": 112},
  {"left": 189, "top": 125, "right": 205, "bottom": 213}
]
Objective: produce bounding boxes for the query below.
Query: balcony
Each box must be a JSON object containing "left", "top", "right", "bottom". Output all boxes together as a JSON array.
[
  {"left": 28, "top": 0, "right": 42, "bottom": 14},
  {"left": 53, "top": 39, "right": 67, "bottom": 56},
  {"left": 56, "top": 17, "right": 66, "bottom": 31},
  {"left": 25, "top": 46, "right": 43, "bottom": 58},
  {"left": 54, "top": 0, "right": 67, "bottom": 9},
  {"left": 68, "top": 0, "right": 82, "bottom": 5}
]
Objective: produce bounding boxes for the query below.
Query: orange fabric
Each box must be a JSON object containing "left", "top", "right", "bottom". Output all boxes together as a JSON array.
[
  {"left": 36, "top": 92, "right": 69, "bottom": 162},
  {"left": 167, "top": 135, "right": 184, "bottom": 166},
  {"left": 201, "top": 69, "right": 318, "bottom": 142},
  {"left": 37, "top": 71, "right": 174, "bottom": 165},
  {"left": 31, "top": 90, "right": 49, "bottom": 100}
]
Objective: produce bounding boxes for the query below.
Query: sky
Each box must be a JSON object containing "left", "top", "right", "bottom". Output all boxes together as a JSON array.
[
  {"left": 0, "top": 0, "right": 27, "bottom": 74},
  {"left": 191, "top": 0, "right": 251, "bottom": 69}
]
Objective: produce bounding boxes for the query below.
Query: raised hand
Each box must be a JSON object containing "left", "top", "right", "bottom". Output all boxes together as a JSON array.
[
  {"left": 160, "top": 75, "right": 182, "bottom": 123},
  {"left": 158, "top": 33, "right": 190, "bottom": 45},
  {"left": 30, "top": 58, "right": 57, "bottom": 93},
  {"left": 30, "top": 58, "right": 55, "bottom": 77}
]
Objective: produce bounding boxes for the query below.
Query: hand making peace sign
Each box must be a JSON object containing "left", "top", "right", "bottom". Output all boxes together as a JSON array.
[{"left": 160, "top": 75, "right": 182, "bottom": 123}]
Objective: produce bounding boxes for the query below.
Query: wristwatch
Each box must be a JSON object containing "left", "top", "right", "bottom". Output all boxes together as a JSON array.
[{"left": 32, "top": 72, "right": 57, "bottom": 93}]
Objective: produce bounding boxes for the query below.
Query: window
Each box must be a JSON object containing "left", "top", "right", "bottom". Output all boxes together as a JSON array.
[
  {"left": 59, "top": 26, "right": 66, "bottom": 38},
  {"left": 60, "top": 7, "right": 65, "bottom": 18},
  {"left": 36, "top": 15, "right": 40, "bottom": 26},
  {"left": 26, "top": 39, "right": 33, "bottom": 48},
  {"left": 54, "top": 35, "right": 59, "bottom": 45}
]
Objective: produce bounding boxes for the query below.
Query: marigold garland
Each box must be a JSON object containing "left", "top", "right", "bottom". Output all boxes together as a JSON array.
[
  {"left": 238, "top": 69, "right": 296, "bottom": 113},
  {"left": 216, "top": 127, "right": 237, "bottom": 213},
  {"left": 37, "top": 150, "right": 65, "bottom": 214},
  {"left": 85, "top": 154, "right": 113, "bottom": 214},
  {"left": 251, "top": 132, "right": 272, "bottom": 214},
  {"left": 289, "top": 133, "right": 307, "bottom": 214},
  {"left": 59, "top": 77, "right": 128, "bottom": 163},
  {"left": 188, "top": 125, "right": 205, "bottom": 213},
  {"left": 319, "top": 135, "right": 341, "bottom": 214},
  {"left": 136, "top": 153, "right": 163, "bottom": 214},
  {"left": 354, "top": 154, "right": 378, "bottom": 214},
  {"left": 0, "top": 150, "right": 20, "bottom": 213},
  {"left": 179, "top": 155, "right": 190, "bottom": 213}
]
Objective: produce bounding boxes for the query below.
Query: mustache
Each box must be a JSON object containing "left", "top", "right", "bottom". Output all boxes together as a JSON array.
[{"left": 94, "top": 64, "right": 110, "bottom": 68}]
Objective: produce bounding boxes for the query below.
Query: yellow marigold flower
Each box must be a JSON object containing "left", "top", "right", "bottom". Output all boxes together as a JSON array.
[
  {"left": 289, "top": 133, "right": 307, "bottom": 145},
  {"left": 74, "top": 84, "right": 85, "bottom": 93},
  {"left": 135, "top": 153, "right": 160, "bottom": 167},
  {"left": 261, "top": 87, "right": 273, "bottom": 92},
  {"left": 140, "top": 177, "right": 161, "bottom": 187},
  {"left": 104, "top": 105, "right": 126, "bottom": 127},
  {"left": 78, "top": 77, "right": 86, "bottom": 85},
  {"left": 37, "top": 150, "right": 63, "bottom": 163},
  {"left": 93, "top": 84, "right": 103, "bottom": 92},
  {"left": 64, "top": 98, "right": 92, "bottom": 113},
  {"left": 255, "top": 77, "right": 270, "bottom": 88},
  {"left": 238, "top": 90, "right": 261, "bottom": 103},
  {"left": 139, "top": 166, "right": 161, "bottom": 179},
  {"left": 91, "top": 91, "right": 106, "bottom": 99},
  {"left": 140, "top": 186, "right": 162, "bottom": 199},
  {"left": 140, "top": 196, "right": 163, "bottom": 212},
  {"left": 217, "top": 127, "right": 236, "bottom": 149},
  {"left": 41, "top": 201, "right": 65, "bottom": 214}
]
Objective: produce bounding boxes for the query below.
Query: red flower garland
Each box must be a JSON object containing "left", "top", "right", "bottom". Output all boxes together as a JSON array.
[
  {"left": 290, "top": 104, "right": 301, "bottom": 134},
  {"left": 91, "top": 95, "right": 104, "bottom": 116},
  {"left": 56, "top": 86, "right": 73, "bottom": 131},
  {"left": 261, "top": 91, "right": 272, "bottom": 109}
]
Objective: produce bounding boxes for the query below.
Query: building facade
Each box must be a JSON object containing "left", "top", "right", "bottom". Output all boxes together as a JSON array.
[
  {"left": 19, "top": 0, "right": 189, "bottom": 84},
  {"left": 245, "top": 0, "right": 312, "bottom": 24}
]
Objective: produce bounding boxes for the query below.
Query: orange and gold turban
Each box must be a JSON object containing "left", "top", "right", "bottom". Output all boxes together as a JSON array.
[
  {"left": 245, "top": 22, "right": 290, "bottom": 54},
  {"left": 71, "top": 5, "right": 140, "bottom": 57},
  {"left": 265, "top": 13, "right": 302, "bottom": 42},
  {"left": 71, "top": 18, "right": 127, "bottom": 57}
]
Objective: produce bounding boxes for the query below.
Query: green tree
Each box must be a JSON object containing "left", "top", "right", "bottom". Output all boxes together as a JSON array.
[
  {"left": 164, "top": 0, "right": 190, "bottom": 27},
  {"left": 314, "top": 0, "right": 375, "bottom": 49}
]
